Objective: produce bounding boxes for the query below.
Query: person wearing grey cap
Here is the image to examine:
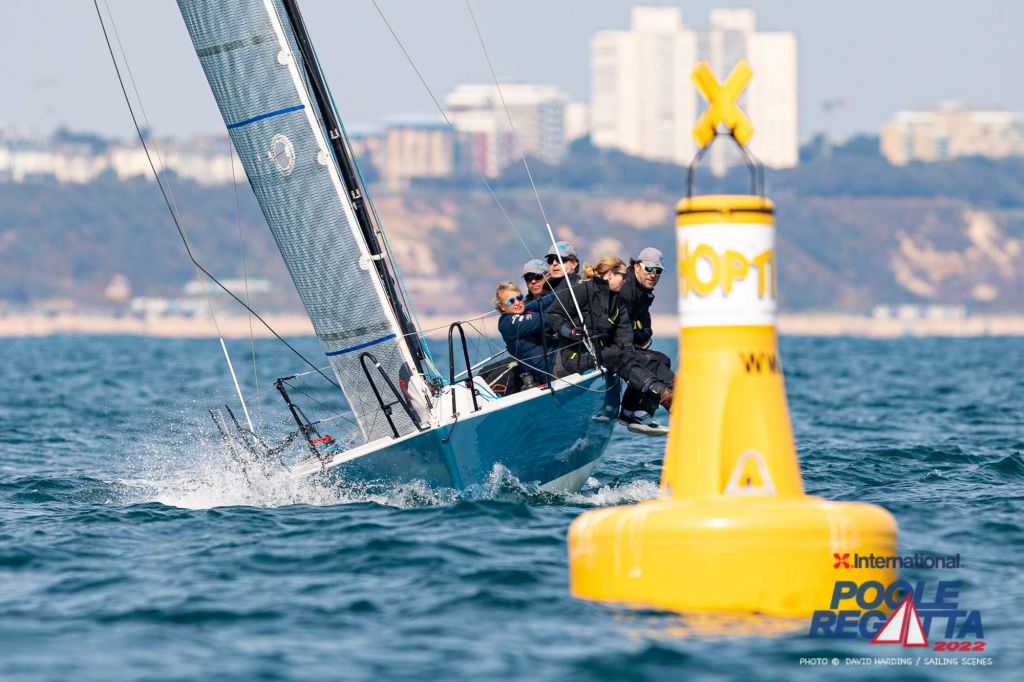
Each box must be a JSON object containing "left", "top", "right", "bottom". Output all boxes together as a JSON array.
[
  {"left": 521, "top": 258, "right": 548, "bottom": 302},
  {"left": 617, "top": 246, "right": 674, "bottom": 435},
  {"left": 542, "top": 241, "right": 581, "bottom": 295},
  {"left": 546, "top": 256, "right": 673, "bottom": 425}
]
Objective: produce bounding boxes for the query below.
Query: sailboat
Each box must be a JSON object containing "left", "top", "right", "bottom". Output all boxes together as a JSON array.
[{"left": 167, "top": 0, "right": 620, "bottom": 492}]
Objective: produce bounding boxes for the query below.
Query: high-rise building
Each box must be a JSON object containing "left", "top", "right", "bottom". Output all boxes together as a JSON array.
[
  {"left": 564, "top": 102, "right": 590, "bottom": 143},
  {"left": 590, "top": 7, "right": 798, "bottom": 171},
  {"left": 880, "top": 102, "right": 1024, "bottom": 165},
  {"left": 705, "top": 9, "right": 798, "bottom": 172},
  {"left": 591, "top": 7, "right": 698, "bottom": 165},
  {"left": 446, "top": 83, "right": 568, "bottom": 177}
]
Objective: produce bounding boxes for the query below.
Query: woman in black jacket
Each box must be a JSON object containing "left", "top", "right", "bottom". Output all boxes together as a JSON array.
[{"left": 546, "top": 257, "right": 673, "bottom": 427}]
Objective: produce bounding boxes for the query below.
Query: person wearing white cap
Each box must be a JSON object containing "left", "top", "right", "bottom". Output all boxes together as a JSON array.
[
  {"left": 521, "top": 258, "right": 548, "bottom": 302},
  {"left": 616, "top": 246, "right": 674, "bottom": 435},
  {"left": 542, "top": 241, "right": 581, "bottom": 295}
]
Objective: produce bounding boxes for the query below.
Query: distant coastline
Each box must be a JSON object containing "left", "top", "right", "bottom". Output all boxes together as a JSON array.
[{"left": 2, "top": 312, "right": 1024, "bottom": 339}]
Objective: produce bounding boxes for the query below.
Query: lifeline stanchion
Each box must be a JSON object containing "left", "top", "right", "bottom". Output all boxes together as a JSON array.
[{"left": 566, "top": 60, "right": 899, "bottom": 616}]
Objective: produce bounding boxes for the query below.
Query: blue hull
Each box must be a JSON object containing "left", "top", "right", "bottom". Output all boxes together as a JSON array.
[{"left": 312, "top": 371, "right": 621, "bottom": 492}]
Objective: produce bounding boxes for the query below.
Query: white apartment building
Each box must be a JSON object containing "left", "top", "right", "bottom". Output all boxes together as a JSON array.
[
  {"left": 590, "top": 7, "right": 798, "bottom": 171},
  {"left": 591, "top": 7, "right": 699, "bottom": 166},
  {"left": 0, "top": 132, "right": 244, "bottom": 185},
  {"left": 446, "top": 83, "right": 568, "bottom": 177},
  {"left": 563, "top": 102, "right": 590, "bottom": 143},
  {"left": 880, "top": 102, "right": 1024, "bottom": 165},
  {"left": 706, "top": 9, "right": 798, "bottom": 172}
]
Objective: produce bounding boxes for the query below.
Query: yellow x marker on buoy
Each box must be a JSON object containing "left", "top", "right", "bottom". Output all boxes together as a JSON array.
[{"left": 692, "top": 59, "right": 754, "bottom": 148}]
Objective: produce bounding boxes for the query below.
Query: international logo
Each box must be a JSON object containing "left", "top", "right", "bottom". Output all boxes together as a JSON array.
[{"left": 831, "top": 553, "right": 961, "bottom": 570}]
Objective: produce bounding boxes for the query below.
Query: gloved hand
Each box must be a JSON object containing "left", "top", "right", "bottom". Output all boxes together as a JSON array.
[
  {"left": 634, "top": 328, "right": 653, "bottom": 349},
  {"left": 559, "top": 323, "right": 583, "bottom": 341}
]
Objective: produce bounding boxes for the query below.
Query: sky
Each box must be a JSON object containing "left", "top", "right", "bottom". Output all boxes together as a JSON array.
[{"left": 1, "top": 0, "right": 1023, "bottom": 144}]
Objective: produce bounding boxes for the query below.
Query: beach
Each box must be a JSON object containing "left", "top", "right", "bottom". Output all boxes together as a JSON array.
[{"left": 2, "top": 311, "right": 1024, "bottom": 338}]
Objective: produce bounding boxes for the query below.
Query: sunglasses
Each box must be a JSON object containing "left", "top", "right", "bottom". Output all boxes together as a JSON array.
[
  {"left": 546, "top": 256, "right": 576, "bottom": 265},
  {"left": 504, "top": 293, "right": 525, "bottom": 306},
  {"left": 642, "top": 265, "right": 664, "bottom": 275},
  {"left": 523, "top": 274, "right": 544, "bottom": 283}
]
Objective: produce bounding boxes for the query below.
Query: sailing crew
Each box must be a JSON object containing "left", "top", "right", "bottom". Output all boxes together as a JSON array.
[
  {"left": 522, "top": 258, "right": 548, "bottom": 301},
  {"left": 616, "top": 247, "right": 675, "bottom": 435},
  {"left": 543, "top": 241, "right": 581, "bottom": 294},
  {"left": 546, "top": 257, "right": 674, "bottom": 425},
  {"left": 495, "top": 281, "right": 556, "bottom": 386}
]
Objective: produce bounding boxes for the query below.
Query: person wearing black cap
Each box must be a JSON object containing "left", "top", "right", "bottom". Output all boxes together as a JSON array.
[
  {"left": 542, "top": 241, "right": 581, "bottom": 295},
  {"left": 616, "top": 247, "right": 675, "bottom": 435}
]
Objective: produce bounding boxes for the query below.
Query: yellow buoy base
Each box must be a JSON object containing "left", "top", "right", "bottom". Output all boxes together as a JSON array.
[{"left": 568, "top": 496, "right": 898, "bottom": 616}]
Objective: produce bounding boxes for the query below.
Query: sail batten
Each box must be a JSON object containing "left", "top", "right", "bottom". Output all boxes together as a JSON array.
[
  {"left": 177, "top": 0, "right": 424, "bottom": 441},
  {"left": 226, "top": 104, "right": 305, "bottom": 129}
]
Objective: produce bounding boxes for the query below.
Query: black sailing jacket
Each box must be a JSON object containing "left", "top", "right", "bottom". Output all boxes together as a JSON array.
[
  {"left": 545, "top": 278, "right": 633, "bottom": 360},
  {"left": 618, "top": 269, "right": 656, "bottom": 347}
]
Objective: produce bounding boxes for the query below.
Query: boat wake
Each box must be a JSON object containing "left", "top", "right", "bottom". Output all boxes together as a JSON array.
[
  {"left": 120, "top": 432, "right": 658, "bottom": 511},
  {"left": 566, "top": 478, "right": 661, "bottom": 507}
]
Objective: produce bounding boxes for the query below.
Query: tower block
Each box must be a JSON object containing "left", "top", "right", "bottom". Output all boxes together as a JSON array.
[{"left": 567, "top": 61, "right": 899, "bottom": 616}]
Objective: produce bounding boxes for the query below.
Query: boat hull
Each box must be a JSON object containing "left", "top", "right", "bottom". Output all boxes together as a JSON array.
[{"left": 301, "top": 371, "right": 620, "bottom": 493}]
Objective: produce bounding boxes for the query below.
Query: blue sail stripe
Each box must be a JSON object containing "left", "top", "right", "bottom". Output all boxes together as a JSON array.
[
  {"left": 325, "top": 333, "right": 397, "bottom": 357},
  {"left": 226, "top": 104, "right": 305, "bottom": 129}
]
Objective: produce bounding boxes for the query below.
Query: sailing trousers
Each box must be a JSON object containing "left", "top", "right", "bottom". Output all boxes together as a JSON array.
[
  {"left": 609, "top": 348, "right": 674, "bottom": 414},
  {"left": 559, "top": 346, "right": 674, "bottom": 414}
]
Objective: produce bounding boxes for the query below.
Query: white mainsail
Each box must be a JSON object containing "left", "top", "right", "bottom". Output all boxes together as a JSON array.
[{"left": 177, "top": 0, "right": 428, "bottom": 441}]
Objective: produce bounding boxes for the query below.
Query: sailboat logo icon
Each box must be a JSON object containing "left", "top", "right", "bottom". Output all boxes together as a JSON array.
[{"left": 871, "top": 595, "right": 930, "bottom": 647}]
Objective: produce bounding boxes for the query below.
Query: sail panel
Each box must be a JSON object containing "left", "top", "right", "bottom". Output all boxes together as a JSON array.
[{"left": 177, "top": 0, "right": 421, "bottom": 441}]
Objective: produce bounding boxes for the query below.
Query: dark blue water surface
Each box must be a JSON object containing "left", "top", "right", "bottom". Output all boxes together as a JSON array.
[{"left": 1, "top": 335, "right": 1022, "bottom": 681}]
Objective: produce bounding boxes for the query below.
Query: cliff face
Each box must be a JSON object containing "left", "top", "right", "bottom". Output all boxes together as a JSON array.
[
  {"left": 364, "top": 189, "right": 1024, "bottom": 316},
  {"left": 3, "top": 177, "right": 1024, "bottom": 316},
  {"left": 777, "top": 196, "right": 1024, "bottom": 312}
]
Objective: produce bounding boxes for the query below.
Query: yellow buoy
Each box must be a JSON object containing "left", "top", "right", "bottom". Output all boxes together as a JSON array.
[{"left": 567, "top": 62, "right": 899, "bottom": 617}]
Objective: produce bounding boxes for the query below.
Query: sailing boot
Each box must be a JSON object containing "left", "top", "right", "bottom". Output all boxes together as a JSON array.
[
  {"left": 618, "top": 409, "right": 669, "bottom": 436},
  {"left": 658, "top": 385, "right": 673, "bottom": 411}
]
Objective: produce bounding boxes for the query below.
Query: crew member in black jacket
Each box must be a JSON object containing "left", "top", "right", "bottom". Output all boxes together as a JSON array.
[
  {"left": 546, "top": 256, "right": 673, "bottom": 427},
  {"left": 542, "top": 241, "right": 581, "bottom": 294},
  {"left": 616, "top": 247, "right": 675, "bottom": 434}
]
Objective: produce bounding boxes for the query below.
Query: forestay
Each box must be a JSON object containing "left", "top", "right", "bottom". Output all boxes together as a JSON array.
[{"left": 177, "top": 0, "right": 425, "bottom": 442}]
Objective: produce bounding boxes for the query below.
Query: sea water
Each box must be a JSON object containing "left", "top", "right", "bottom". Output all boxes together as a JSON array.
[{"left": 0, "top": 335, "right": 1021, "bottom": 681}]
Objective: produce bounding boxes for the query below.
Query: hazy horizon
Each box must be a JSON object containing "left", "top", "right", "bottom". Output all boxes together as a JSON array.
[{"left": 2, "top": 0, "right": 1023, "bottom": 144}]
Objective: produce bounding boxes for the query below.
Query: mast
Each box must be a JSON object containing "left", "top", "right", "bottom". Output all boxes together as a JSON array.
[{"left": 280, "top": 0, "right": 428, "bottom": 375}]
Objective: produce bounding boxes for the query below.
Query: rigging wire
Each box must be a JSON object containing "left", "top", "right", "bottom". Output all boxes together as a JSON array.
[
  {"left": 228, "top": 137, "right": 263, "bottom": 432},
  {"left": 464, "top": 0, "right": 596, "bottom": 359},
  {"left": 91, "top": 0, "right": 341, "bottom": 391},
  {"left": 98, "top": 0, "right": 257, "bottom": 432},
  {"left": 368, "top": 0, "right": 535, "bottom": 260},
  {"left": 98, "top": 1, "right": 215, "bottom": 333}
]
